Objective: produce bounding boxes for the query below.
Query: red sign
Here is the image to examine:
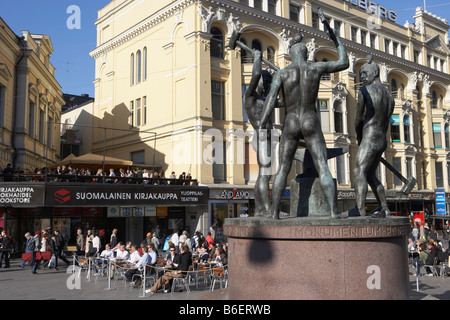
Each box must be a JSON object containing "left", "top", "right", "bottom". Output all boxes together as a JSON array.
[{"left": 412, "top": 211, "right": 424, "bottom": 226}]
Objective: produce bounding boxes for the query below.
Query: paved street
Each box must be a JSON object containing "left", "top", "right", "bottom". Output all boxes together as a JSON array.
[{"left": 0, "top": 258, "right": 448, "bottom": 301}]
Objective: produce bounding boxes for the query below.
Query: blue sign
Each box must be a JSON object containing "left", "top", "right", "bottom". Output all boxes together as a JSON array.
[{"left": 435, "top": 189, "right": 446, "bottom": 215}]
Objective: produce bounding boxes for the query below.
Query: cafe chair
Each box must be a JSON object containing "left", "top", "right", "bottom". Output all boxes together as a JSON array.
[
  {"left": 210, "top": 266, "right": 228, "bottom": 291},
  {"left": 171, "top": 275, "right": 191, "bottom": 294}
]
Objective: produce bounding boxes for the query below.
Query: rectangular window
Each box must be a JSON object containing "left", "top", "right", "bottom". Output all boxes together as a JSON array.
[
  {"left": 131, "top": 150, "right": 145, "bottom": 164},
  {"left": 393, "top": 157, "right": 402, "bottom": 187},
  {"left": 384, "top": 39, "right": 391, "bottom": 54},
  {"left": 447, "top": 162, "right": 450, "bottom": 187},
  {"left": 253, "top": 0, "right": 262, "bottom": 10},
  {"left": 47, "top": 117, "right": 53, "bottom": 148},
  {"left": 360, "top": 30, "right": 367, "bottom": 46},
  {"left": 239, "top": 0, "right": 249, "bottom": 5},
  {"left": 130, "top": 100, "right": 134, "bottom": 127},
  {"left": 130, "top": 54, "right": 135, "bottom": 86},
  {"left": 289, "top": 5, "right": 300, "bottom": 22},
  {"left": 136, "top": 98, "right": 141, "bottom": 127},
  {"left": 390, "top": 114, "right": 400, "bottom": 142},
  {"left": 312, "top": 13, "right": 319, "bottom": 29},
  {"left": 403, "top": 116, "right": 410, "bottom": 143},
  {"left": 212, "top": 80, "right": 225, "bottom": 120},
  {"left": 336, "top": 155, "right": 346, "bottom": 185},
  {"left": 433, "top": 123, "right": 442, "bottom": 148},
  {"left": 268, "top": 0, "right": 277, "bottom": 15},
  {"left": 0, "top": 85, "right": 5, "bottom": 128},
  {"left": 369, "top": 34, "right": 376, "bottom": 48},
  {"left": 351, "top": 27, "right": 358, "bottom": 42},
  {"left": 213, "top": 141, "right": 227, "bottom": 183},
  {"left": 401, "top": 45, "right": 406, "bottom": 59},
  {"left": 39, "top": 109, "right": 45, "bottom": 144},
  {"left": 28, "top": 101, "right": 35, "bottom": 138},
  {"left": 393, "top": 42, "right": 398, "bottom": 56},
  {"left": 143, "top": 96, "right": 147, "bottom": 125},
  {"left": 334, "top": 20, "right": 342, "bottom": 37},
  {"left": 406, "top": 157, "right": 413, "bottom": 179},
  {"left": 414, "top": 50, "right": 420, "bottom": 63},
  {"left": 317, "top": 99, "right": 329, "bottom": 133},
  {"left": 436, "top": 162, "right": 444, "bottom": 188}
]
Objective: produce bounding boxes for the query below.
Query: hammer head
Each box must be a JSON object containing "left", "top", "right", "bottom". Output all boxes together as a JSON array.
[
  {"left": 228, "top": 30, "right": 242, "bottom": 50},
  {"left": 401, "top": 177, "right": 417, "bottom": 195}
]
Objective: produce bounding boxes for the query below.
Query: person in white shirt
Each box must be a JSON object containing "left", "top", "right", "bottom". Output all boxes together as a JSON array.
[
  {"left": 171, "top": 230, "right": 179, "bottom": 249},
  {"left": 125, "top": 246, "right": 152, "bottom": 285},
  {"left": 100, "top": 244, "right": 114, "bottom": 260},
  {"left": 116, "top": 244, "right": 130, "bottom": 260},
  {"left": 92, "top": 232, "right": 101, "bottom": 256},
  {"left": 128, "top": 245, "right": 141, "bottom": 264}
]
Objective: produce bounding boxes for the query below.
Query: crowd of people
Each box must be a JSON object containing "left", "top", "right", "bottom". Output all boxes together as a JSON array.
[
  {"left": 0, "top": 163, "right": 195, "bottom": 185},
  {"left": 13, "top": 225, "right": 227, "bottom": 294},
  {"left": 408, "top": 221, "right": 450, "bottom": 276}
]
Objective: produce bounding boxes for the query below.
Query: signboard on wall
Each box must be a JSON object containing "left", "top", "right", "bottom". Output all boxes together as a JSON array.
[
  {"left": 0, "top": 185, "right": 45, "bottom": 206},
  {"left": 46, "top": 185, "right": 209, "bottom": 206},
  {"left": 435, "top": 189, "right": 446, "bottom": 215}
]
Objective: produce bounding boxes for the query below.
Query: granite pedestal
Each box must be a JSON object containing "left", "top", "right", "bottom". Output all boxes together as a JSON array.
[{"left": 223, "top": 216, "right": 410, "bottom": 300}]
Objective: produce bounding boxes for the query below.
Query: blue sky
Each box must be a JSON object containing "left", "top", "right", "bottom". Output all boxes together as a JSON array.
[{"left": 1, "top": 0, "right": 449, "bottom": 98}]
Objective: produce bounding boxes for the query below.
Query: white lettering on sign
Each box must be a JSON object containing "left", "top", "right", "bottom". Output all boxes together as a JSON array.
[{"left": 340, "top": 0, "right": 397, "bottom": 22}]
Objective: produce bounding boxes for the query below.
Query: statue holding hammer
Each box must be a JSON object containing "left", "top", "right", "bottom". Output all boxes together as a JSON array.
[
  {"left": 261, "top": 8, "right": 349, "bottom": 219},
  {"left": 353, "top": 55, "right": 395, "bottom": 218}
]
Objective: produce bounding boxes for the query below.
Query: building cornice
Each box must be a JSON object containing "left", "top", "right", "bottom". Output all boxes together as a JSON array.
[{"left": 89, "top": 0, "right": 196, "bottom": 59}]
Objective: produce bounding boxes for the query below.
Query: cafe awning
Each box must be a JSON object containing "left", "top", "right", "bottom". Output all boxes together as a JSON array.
[{"left": 56, "top": 153, "right": 133, "bottom": 170}]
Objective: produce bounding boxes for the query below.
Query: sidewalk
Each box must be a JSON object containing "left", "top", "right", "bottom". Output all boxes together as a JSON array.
[{"left": 0, "top": 258, "right": 449, "bottom": 300}]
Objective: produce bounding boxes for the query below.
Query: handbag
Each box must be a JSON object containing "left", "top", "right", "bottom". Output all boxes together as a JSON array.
[
  {"left": 22, "top": 252, "right": 32, "bottom": 261},
  {"left": 48, "top": 255, "right": 56, "bottom": 268}
]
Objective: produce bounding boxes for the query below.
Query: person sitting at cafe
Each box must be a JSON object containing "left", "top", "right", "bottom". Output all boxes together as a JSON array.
[
  {"left": 199, "top": 246, "right": 209, "bottom": 262},
  {"left": 128, "top": 244, "right": 141, "bottom": 265},
  {"left": 211, "top": 246, "right": 227, "bottom": 265},
  {"left": 100, "top": 244, "right": 114, "bottom": 260},
  {"left": 125, "top": 245, "right": 152, "bottom": 287},
  {"left": 146, "top": 244, "right": 192, "bottom": 294},
  {"left": 165, "top": 244, "right": 177, "bottom": 263}
]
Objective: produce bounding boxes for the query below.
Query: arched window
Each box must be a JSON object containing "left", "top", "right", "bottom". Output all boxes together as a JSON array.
[
  {"left": 210, "top": 27, "right": 224, "bottom": 59},
  {"left": 432, "top": 90, "right": 438, "bottom": 109},
  {"left": 130, "top": 53, "right": 134, "bottom": 86},
  {"left": 267, "top": 46, "right": 275, "bottom": 64},
  {"left": 143, "top": 47, "right": 147, "bottom": 81},
  {"left": 136, "top": 50, "right": 142, "bottom": 84},
  {"left": 403, "top": 114, "right": 410, "bottom": 143},
  {"left": 391, "top": 79, "right": 398, "bottom": 98},
  {"left": 334, "top": 100, "right": 343, "bottom": 133},
  {"left": 251, "top": 39, "right": 262, "bottom": 51}
]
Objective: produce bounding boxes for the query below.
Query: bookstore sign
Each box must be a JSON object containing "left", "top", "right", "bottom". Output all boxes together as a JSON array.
[
  {"left": 46, "top": 186, "right": 209, "bottom": 206},
  {"left": 0, "top": 185, "right": 45, "bottom": 206}
]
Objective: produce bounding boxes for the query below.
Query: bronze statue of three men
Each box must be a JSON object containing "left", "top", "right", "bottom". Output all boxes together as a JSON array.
[{"left": 240, "top": 8, "right": 395, "bottom": 219}]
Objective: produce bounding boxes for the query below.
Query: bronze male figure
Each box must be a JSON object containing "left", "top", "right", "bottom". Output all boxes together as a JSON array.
[
  {"left": 261, "top": 11, "right": 349, "bottom": 219},
  {"left": 354, "top": 57, "right": 394, "bottom": 218}
]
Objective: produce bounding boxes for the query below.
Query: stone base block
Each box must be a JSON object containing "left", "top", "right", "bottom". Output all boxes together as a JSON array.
[{"left": 223, "top": 216, "right": 410, "bottom": 300}]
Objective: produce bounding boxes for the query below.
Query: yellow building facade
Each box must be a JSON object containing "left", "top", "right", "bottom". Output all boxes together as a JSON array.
[
  {"left": 89, "top": 0, "right": 450, "bottom": 221},
  {"left": 0, "top": 17, "right": 64, "bottom": 174}
]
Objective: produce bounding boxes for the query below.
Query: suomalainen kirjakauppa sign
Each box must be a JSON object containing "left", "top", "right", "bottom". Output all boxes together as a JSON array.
[
  {"left": 45, "top": 185, "right": 209, "bottom": 206},
  {"left": 0, "top": 185, "right": 45, "bottom": 206}
]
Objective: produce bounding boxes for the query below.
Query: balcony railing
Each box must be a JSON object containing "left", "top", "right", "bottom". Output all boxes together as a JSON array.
[{"left": 0, "top": 174, "right": 198, "bottom": 186}]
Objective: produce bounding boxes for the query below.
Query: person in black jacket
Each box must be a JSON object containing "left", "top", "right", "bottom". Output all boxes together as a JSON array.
[
  {"left": 0, "top": 230, "right": 11, "bottom": 268},
  {"left": 146, "top": 243, "right": 192, "bottom": 294},
  {"left": 54, "top": 230, "right": 70, "bottom": 267}
]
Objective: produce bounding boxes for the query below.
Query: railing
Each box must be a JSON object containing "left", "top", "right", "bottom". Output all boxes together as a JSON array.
[{"left": 0, "top": 173, "right": 198, "bottom": 186}]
